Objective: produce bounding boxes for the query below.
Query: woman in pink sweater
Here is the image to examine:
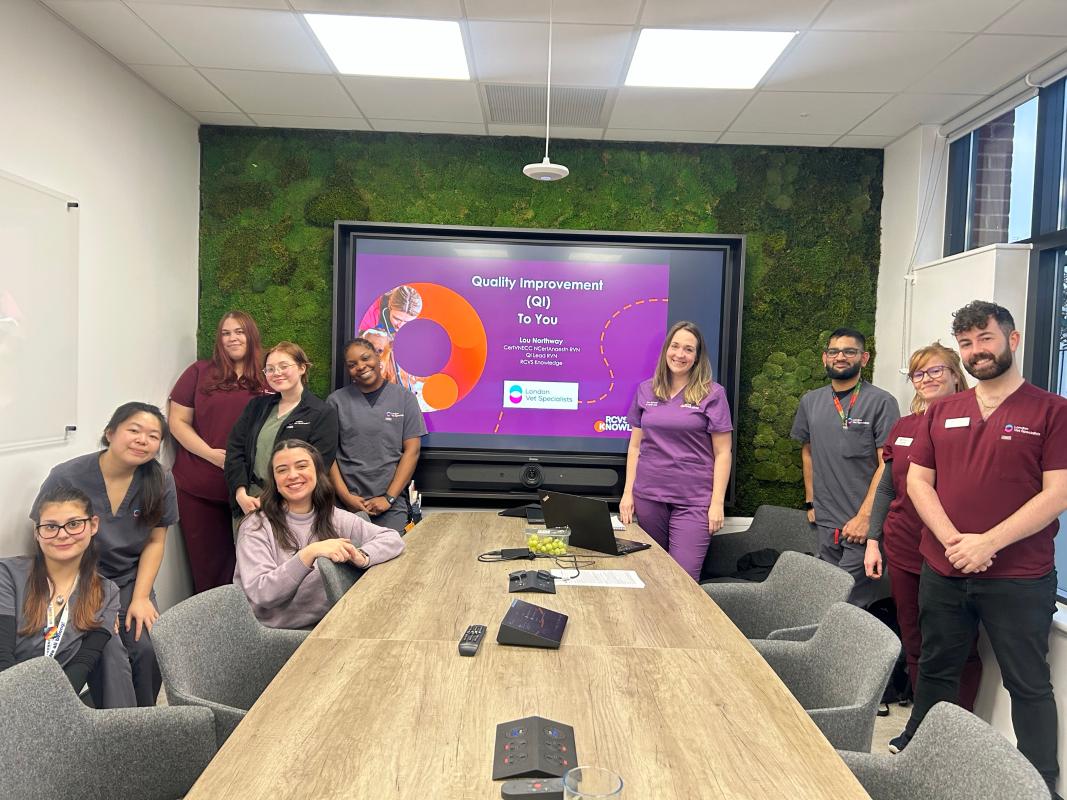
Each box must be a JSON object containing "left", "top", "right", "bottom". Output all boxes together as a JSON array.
[{"left": 234, "top": 440, "right": 404, "bottom": 629}]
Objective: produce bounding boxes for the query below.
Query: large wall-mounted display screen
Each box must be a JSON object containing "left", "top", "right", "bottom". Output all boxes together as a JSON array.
[{"left": 333, "top": 223, "right": 743, "bottom": 459}]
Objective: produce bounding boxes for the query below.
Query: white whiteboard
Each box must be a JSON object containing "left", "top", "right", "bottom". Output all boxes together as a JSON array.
[{"left": 0, "top": 169, "right": 78, "bottom": 450}]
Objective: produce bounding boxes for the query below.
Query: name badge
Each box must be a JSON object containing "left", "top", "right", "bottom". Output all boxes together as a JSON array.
[
  {"left": 894, "top": 436, "right": 913, "bottom": 446},
  {"left": 945, "top": 417, "right": 971, "bottom": 429}
]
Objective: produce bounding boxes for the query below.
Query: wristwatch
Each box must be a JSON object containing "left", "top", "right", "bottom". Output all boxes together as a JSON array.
[
  {"left": 357, "top": 548, "right": 370, "bottom": 565},
  {"left": 385, "top": 494, "right": 397, "bottom": 506},
  {"left": 803, "top": 501, "right": 815, "bottom": 510}
]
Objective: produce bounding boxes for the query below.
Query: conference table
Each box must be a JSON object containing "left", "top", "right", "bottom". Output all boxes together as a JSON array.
[{"left": 186, "top": 512, "right": 871, "bottom": 799}]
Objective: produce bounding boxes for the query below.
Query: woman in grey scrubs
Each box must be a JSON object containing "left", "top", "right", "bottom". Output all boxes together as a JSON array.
[
  {"left": 328, "top": 337, "right": 426, "bottom": 533},
  {"left": 34, "top": 402, "right": 177, "bottom": 706},
  {"left": 1, "top": 485, "right": 135, "bottom": 706}
]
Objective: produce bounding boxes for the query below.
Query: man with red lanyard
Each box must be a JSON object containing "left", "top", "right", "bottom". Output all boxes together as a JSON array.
[
  {"left": 791, "top": 327, "right": 899, "bottom": 607},
  {"left": 892, "top": 301, "right": 1067, "bottom": 799}
]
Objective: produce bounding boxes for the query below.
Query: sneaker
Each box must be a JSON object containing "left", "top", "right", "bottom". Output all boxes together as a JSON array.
[
  {"left": 877, "top": 702, "right": 890, "bottom": 717},
  {"left": 888, "top": 731, "right": 911, "bottom": 754}
]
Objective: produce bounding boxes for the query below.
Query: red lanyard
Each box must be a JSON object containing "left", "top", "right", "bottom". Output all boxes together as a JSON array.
[{"left": 832, "top": 383, "right": 861, "bottom": 429}]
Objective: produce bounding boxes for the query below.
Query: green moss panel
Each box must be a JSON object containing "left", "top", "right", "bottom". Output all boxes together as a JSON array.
[{"left": 198, "top": 127, "right": 884, "bottom": 514}]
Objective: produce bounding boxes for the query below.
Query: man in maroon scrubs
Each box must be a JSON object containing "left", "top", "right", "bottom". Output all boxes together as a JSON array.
[{"left": 894, "top": 301, "right": 1067, "bottom": 798}]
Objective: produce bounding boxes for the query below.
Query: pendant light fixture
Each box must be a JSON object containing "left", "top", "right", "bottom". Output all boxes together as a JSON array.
[{"left": 523, "top": 0, "right": 569, "bottom": 181}]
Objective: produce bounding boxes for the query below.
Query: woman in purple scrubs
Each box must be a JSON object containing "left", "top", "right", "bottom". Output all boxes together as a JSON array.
[{"left": 619, "top": 321, "right": 733, "bottom": 580}]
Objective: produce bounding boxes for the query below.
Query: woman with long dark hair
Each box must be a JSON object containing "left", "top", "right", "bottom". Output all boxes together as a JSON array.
[
  {"left": 224, "top": 341, "right": 339, "bottom": 521},
  {"left": 619, "top": 321, "right": 734, "bottom": 580},
  {"left": 234, "top": 440, "right": 404, "bottom": 629},
  {"left": 0, "top": 486, "right": 119, "bottom": 695},
  {"left": 170, "top": 311, "right": 267, "bottom": 592},
  {"left": 34, "top": 402, "right": 178, "bottom": 706}
]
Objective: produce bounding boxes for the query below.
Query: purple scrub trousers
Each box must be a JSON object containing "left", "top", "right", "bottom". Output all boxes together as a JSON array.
[{"left": 633, "top": 497, "right": 710, "bottom": 579}]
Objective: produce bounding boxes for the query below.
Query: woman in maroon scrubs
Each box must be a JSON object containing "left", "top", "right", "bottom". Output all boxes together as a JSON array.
[
  {"left": 169, "top": 311, "right": 266, "bottom": 592},
  {"left": 864, "top": 342, "right": 982, "bottom": 711}
]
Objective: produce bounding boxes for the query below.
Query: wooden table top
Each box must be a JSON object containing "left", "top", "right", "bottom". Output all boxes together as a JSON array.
[{"left": 186, "top": 512, "right": 870, "bottom": 800}]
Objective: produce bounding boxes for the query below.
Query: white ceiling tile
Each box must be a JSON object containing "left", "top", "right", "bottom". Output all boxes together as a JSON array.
[
  {"left": 130, "top": 65, "right": 239, "bottom": 112},
  {"left": 908, "top": 34, "right": 1067, "bottom": 93},
  {"left": 488, "top": 125, "right": 604, "bottom": 139},
  {"left": 194, "top": 110, "right": 256, "bottom": 125},
  {"left": 717, "top": 131, "right": 839, "bottom": 146},
  {"left": 988, "top": 0, "right": 1067, "bottom": 35},
  {"left": 765, "top": 31, "right": 971, "bottom": 92},
  {"left": 45, "top": 1, "right": 185, "bottom": 65},
  {"left": 640, "top": 0, "right": 826, "bottom": 30},
  {"left": 368, "top": 119, "right": 487, "bottom": 134},
  {"left": 291, "top": 0, "right": 463, "bottom": 16},
  {"left": 128, "top": 4, "right": 331, "bottom": 73},
  {"left": 249, "top": 114, "right": 372, "bottom": 130},
  {"left": 340, "top": 77, "right": 483, "bottom": 122},
  {"left": 851, "top": 93, "right": 983, "bottom": 136},
  {"left": 835, "top": 134, "right": 897, "bottom": 148},
  {"left": 466, "top": 0, "right": 642, "bottom": 25},
  {"left": 200, "top": 69, "right": 358, "bottom": 115},
  {"left": 129, "top": 0, "right": 291, "bottom": 9},
  {"left": 469, "top": 21, "right": 633, "bottom": 85},
  {"left": 815, "top": 0, "right": 1015, "bottom": 33},
  {"left": 731, "top": 91, "right": 892, "bottom": 134},
  {"left": 609, "top": 88, "right": 752, "bottom": 131},
  {"left": 603, "top": 129, "right": 722, "bottom": 143}
]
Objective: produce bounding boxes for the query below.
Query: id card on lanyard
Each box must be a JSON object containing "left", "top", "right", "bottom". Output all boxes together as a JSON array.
[
  {"left": 42, "top": 577, "right": 78, "bottom": 659},
  {"left": 833, "top": 383, "right": 861, "bottom": 429}
]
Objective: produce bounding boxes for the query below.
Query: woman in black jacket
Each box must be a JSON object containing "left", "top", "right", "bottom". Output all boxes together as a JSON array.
[{"left": 225, "top": 341, "right": 338, "bottom": 520}]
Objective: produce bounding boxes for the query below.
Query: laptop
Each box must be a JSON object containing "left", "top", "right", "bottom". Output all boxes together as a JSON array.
[{"left": 538, "top": 491, "right": 652, "bottom": 556}]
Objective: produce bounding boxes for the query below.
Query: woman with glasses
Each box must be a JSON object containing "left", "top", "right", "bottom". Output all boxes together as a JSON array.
[
  {"left": 235, "top": 440, "right": 403, "bottom": 629},
  {"left": 33, "top": 402, "right": 178, "bottom": 706},
  {"left": 224, "top": 341, "right": 338, "bottom": 526},
  {"left": 0, "top": 486, "right": 121, "bottom": 696},
  {"left": 169, "top": 311, "right": 268, "bottom": 593},
  {"left": 863, "top": 343, "right": 983, "bottom": 733}
]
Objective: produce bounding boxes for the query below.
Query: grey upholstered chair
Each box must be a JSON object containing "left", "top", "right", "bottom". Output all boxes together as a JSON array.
[
  {"left": 752, "top": 601, "right": 901, "bottom": 752},
  {"left": 702, "top": 551, "right": 854, "bottom": 640},
  {"left": 839, "top": 702, "right": 1050, "bottom": 800},
  {"left": 316, "top": 556, "right": 367, "bottom": 608},
  {"left": 0, "top": 657, "right": 216, "bottom": 800},
  {"left": 153, "top": 584, "right": 308, "bottom": 747},
  {"left": 700, "top": 504, "right": 817, "bottom": 581}
]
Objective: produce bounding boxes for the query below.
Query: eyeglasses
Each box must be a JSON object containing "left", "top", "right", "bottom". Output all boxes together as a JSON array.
[
  {"left": 35, "top": 518, "right": 91, "bottom": 538},
  {"left": 824, "top": 347, "right": 861, "bottom": 358},
  {"left": 910, "top": 365, "right": 947, "bottom": 383},
  {"left": 263, "top": 362, "right": 296, "bottom": 376}
]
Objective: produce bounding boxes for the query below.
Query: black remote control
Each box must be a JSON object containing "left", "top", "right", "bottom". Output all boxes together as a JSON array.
[
  {"left": 459, "top": 624, "right": 487, "bottom": 656},
  {"left": 501, "top": 777, "right": 564, "bottom": 799}
]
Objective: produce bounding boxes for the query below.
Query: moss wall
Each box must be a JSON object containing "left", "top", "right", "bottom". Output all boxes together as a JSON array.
[{"left": 198, "top": 127, "right": 883, "bottom": 513}]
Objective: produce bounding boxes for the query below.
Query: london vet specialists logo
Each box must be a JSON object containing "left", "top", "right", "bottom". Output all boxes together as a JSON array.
[
  {"left": 508, "top": 385, "right": 523, "bottom": 404},
  {"left": 594, "top": 416, "right": 631, "bottom": 433}
]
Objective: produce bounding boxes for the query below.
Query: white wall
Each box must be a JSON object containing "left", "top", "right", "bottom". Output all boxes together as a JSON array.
[
  {"left": 876, "top": 124, "right": 1066, "bottom": 790},
  {"left": 0, "top": 0, "right": 199, "bottom": 608}
]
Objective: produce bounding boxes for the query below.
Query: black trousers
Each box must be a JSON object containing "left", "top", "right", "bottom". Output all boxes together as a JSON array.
[{"left": 905, "top": 563, "right": 1059, "bottom": 788}]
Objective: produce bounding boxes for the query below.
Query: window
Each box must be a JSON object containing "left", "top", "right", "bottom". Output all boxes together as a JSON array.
[{"left": 944, "top": 96, "right": 1039, "bottom": 254}]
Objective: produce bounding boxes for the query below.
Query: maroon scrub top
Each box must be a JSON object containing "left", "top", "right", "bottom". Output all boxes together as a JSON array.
[
  {"left": 626, "top": 379, "right": 733, "bottom": 506},
  {"left": 170, "top": 360, "right": 263, "bottom": 503},
  {"left": 911, "top": 382, "right": 1067, "bottom": 579},
  {"left": 881, "top": 413, "right": 926, "bottom": 574}
]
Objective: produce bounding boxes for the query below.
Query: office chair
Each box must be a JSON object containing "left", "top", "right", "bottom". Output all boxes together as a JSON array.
[
  {"left": 839, "top": 702, "right": 1050, "bottom": 800},
  {"left": 702, "top": 550, "right": 854, "bottom": 640},
  {"left": 153, "top": 584, "right": 308, "bottom": 747},
  {"left": 316, "top": 556, "right": 367, "bottom": 608},
  {"left": 751, "top": 601, "right": 901, "bottom": 752},
  {"left": 0, "top": 657, "right": 216, "bottom": 800},
  {"left": 700, "top": 504, "right": 818, "bottom": 581}
]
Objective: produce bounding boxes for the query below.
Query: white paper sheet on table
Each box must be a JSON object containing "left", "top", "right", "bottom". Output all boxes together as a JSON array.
[
  {"left": 610, "top": 514, "right": 625, "bottom": 531},
  {"left": 549, "top": 569, "right": 645, "bottom": 588}
]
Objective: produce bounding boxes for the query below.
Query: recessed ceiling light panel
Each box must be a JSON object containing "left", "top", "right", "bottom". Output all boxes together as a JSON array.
[
  {"left": 305, "top": 14, "right": 470, "bottom": 80},
  {"left": 625, "top": 29, "right": 795, "bottom": 90}
]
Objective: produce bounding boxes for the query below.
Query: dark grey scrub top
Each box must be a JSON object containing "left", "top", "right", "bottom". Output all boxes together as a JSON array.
[
  {"left": 790, "top": 381, "right": 900, "bottom": 530},
  {"left": 34, "top": 453, "right": 179, "bottom": 587},
  {"left": 0, "top": 556, "right": 120, "bottom": 665},
  {"left": 327, "top": 383, "right": 427, "bottom": 498}
]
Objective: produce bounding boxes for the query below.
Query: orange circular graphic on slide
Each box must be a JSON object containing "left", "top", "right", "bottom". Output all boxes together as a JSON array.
[{"left": 399, "top": 282, "right": 487, "bottom": 411}]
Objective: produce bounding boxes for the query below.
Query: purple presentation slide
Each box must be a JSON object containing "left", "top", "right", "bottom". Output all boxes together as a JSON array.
[{"left": 354, "top": 253, "right": 669, "bottom": 440}]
